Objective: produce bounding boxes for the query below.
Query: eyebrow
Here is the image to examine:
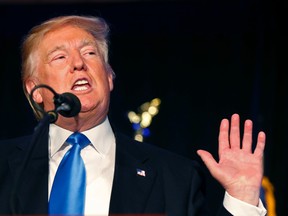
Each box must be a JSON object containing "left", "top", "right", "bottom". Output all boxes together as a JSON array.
[
  {"left": 46, "top": 45, "right": 66, "bottom": 59},
  {"left": 46, "top": 39, "right": 98, "bottom": 58},
  {"left": 81, "top": 39, "right": 98, "bottom": 48}
]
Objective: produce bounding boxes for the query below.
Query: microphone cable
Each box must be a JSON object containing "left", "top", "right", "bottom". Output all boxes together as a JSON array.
[{"left": 29, "top": 84, "right": 59, "bottom": 123}]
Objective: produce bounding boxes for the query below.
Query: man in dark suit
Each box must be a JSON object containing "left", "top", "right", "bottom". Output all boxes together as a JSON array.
[{"left": 0, "top": 15, "right": 267, "bottom": 215}]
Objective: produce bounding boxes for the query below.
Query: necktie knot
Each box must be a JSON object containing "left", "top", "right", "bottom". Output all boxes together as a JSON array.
[{"left": 67, "top": 132, "right": 91, "bottom": 149}]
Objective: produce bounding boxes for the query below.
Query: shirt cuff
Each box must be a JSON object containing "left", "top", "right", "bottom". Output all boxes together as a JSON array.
[{"left": 223, "top": 191, "right": 267, "bottom": 216}]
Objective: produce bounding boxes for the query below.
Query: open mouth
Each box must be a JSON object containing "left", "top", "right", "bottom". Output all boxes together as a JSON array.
[{"left": 72, "top": 79, "right": 90, "bottom": 91}]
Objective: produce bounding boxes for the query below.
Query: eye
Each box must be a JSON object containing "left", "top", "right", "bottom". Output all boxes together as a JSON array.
[
  {"left": 83, "top": 50, "right": 97, "bottom": 56},
  {"left": 87, "top": 51, "right": 96, "bottom": 55},
  {"left": 56, "top": 55, "right": 65, "bottom": 59},
  {"left": 52, "top": 54, "right": 66, "bottom": 61},
  {"left": 82, "top": 45, "right": 98, "bottom": 56}
]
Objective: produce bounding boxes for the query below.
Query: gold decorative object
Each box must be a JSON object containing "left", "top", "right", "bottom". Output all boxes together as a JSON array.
[{"left": 127, "top": 98, "right": 161, "bottom": 142}]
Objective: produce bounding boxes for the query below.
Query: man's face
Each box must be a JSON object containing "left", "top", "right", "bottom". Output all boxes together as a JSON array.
[{"left": 26, "top": 25, "right": 113, "bottom": 125}]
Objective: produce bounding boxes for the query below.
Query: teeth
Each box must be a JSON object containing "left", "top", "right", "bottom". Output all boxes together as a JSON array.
[
  {"left": 74, "top": 86, "right": 88, "bottom": 91},
  {"left": 73, "top": 79, "right": 89, "bottom": 91},
  {"left": 75, "top": 79, "right": 88, "bottom": 85}
]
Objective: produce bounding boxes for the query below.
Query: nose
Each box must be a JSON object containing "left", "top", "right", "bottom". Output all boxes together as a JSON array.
[{"left": 71, "top": 52, "right": 87, "bottom": 72}]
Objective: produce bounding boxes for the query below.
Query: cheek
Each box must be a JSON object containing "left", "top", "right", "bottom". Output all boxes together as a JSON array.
[
  {"left": 39, "top": 72, "right": 69, "bottom": 92},
  {"left": 49, "top": 60, "right": 71, "bottom": 72}
]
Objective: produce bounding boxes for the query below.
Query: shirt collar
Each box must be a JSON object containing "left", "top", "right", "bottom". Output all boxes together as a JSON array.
[{"left": 49, "top": 117, "right": 115, "bottom": 157}]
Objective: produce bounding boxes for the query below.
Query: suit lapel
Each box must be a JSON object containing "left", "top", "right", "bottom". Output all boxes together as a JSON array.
[
  {"left": 9, "top": 123, "right": 49, "bottom": 214},
  {"left": 109, "top": 133, "right": 157, "bottom": 214}
]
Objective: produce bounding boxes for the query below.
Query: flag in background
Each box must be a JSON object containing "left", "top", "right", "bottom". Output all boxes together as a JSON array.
[{"left": 261, "top": 176, "right": 277, "bottom": 216}]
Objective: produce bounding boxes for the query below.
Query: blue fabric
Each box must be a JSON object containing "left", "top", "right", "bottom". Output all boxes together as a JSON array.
[{"left": 49, "top": 132, "right": 90, "bottom": 215}]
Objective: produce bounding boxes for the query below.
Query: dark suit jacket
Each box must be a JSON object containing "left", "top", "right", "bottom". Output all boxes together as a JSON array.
[{"left": 0, "top": 122, "right": 231, "bottom": 216}]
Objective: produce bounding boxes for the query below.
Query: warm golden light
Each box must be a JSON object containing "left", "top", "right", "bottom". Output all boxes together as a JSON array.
[
  {"left": 134, "top": 134, "right": 143, "bottom": 142},
  {"left": 128, "top": 98, "right": 161, "bottom": 142},
  {"left": 148, "top": 106, "right": 158, "bottom": 115},
  {"left": 128, "top": 111, "right": 140, "bottom": 123}
]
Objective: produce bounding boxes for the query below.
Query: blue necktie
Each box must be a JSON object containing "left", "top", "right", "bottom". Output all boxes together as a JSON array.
[{"left": 49, "top": 132, "right": 91, "bottom": 215}]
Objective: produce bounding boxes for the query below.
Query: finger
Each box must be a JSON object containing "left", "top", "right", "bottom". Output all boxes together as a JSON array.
[
  {"left": 229, "top": 113, "right": 240, "bottom": 149},
  {"left": 241, "top": 119, "right": 253, "bottom": 152},
  {"left": 253, "top": 131, "right": 266, "bottom": 157},
  {"left": 218, "top": 118, "right": 230, "bottom": 157},
  {"left": 197, "top": 150, "right": 218, "bottom": 177}
]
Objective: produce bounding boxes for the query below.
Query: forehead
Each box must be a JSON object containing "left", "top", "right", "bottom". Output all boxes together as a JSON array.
[{"left": 40, "top": 25, "right": 96, "bottom": 48}]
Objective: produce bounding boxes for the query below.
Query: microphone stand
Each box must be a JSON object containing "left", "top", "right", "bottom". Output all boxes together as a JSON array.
[
  {"left": 9, "top": 84, "right": 81, "bottom": 214},
  {"left": 10, "top": 113, "right": 53, "bottom": 215}
]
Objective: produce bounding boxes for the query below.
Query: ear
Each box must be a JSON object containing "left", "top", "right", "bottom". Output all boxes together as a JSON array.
[
  {"left": 25, "top": 79, "right": 43, "bottom": 103},
  {"left": 107, "top": 64, "right": 114, "bottom": 91},
  {"left": 108, "top": 73, "right": 114, "bottom": 92}
]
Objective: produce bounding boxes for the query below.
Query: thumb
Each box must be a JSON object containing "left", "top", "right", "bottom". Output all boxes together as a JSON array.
[{"left": 197, "top": 149, "right": 218, "bottom": 177}]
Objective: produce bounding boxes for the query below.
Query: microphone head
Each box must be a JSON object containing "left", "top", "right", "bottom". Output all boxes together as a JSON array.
[{"left": 56, "top": 92, "right": 81, "bottom": 118}]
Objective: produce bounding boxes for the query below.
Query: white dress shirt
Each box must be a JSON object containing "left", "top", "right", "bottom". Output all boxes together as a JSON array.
[
  {"left": 224, "top": 192, "right": 267, "bottom": 216},
  {"left": 48, "top": 117, "right": 115, "bottom": 216},
  {"left": 48, "top": 117, "right": 266, "bottom": 216}
]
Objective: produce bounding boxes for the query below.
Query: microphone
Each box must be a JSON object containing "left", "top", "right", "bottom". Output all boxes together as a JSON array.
[
  {"left": 29, "top": 84, "right": 81, "bottom": 123},
  {"left": 53, "top": 92, "right": 81, "bottom": 118}
]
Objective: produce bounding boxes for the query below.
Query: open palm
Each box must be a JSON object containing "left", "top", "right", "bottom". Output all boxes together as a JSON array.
[{"left": 197, "top": 113, "right": 266, "bottom": 205}]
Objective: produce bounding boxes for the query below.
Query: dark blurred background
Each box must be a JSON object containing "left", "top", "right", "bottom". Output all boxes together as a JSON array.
[{"left": 0, "top": 0, "right": 286, "bottom": 215}]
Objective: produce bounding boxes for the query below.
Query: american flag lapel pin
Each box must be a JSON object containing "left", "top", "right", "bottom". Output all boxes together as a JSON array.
[{"left": 136, "top": 168, "right": 146, "bottom": 177}]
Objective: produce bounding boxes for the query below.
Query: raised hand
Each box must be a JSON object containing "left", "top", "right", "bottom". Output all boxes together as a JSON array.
[{"left": 197, "top": 113, "right": 266, "bottom": 205}]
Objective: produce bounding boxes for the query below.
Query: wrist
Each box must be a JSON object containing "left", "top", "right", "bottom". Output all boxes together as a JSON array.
[{"left": 227, "top": 186, "right": 260, "bottom": 206}]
